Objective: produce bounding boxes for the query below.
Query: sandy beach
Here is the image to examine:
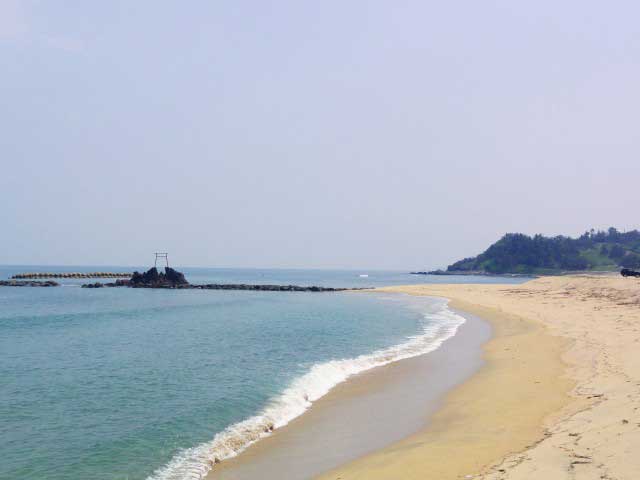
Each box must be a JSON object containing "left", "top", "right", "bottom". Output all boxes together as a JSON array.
[
  {"left": 318, "top": 275, "right": 640, "bottom": 480},
  {"left": 207, "top": 297, "right": 492, "bottom": 480}
]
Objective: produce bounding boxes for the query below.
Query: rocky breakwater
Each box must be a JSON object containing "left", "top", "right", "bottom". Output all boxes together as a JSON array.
[
  {"left": 13, "top": 272, "right": 131, "bottom": 279},
  {"left": 82, "top": 280, "right": 129, "bottom": 288},
  {"left": 0, "top": 280, "right": 59, "bottom": 287},
  {"left": 192, "top": 284, "right": 353, "bottom": 292},
  {"left": 82, "top": 267, "right": 356, "bottom": 292}
]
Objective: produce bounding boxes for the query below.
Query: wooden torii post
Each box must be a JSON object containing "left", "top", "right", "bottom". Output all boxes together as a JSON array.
[{"left": 154, "top": 252, "right": 169, "bottom": 269}]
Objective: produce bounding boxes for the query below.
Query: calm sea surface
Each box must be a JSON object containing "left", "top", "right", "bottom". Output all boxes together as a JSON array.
[{"left": 0, "top": 266, "right": 524, "bottom": 480}]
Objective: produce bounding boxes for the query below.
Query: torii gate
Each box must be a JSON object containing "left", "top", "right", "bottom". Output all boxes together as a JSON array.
[{"left": 154, "top": 252, "right": 169, "bottom": 268}]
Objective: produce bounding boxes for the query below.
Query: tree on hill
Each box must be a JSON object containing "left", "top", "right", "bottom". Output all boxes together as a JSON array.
[
  {"left": 621, "top": 253, "right": 640, "bottom": 269},
  {"left": 446, "top": 228, "right": 640, "bottom": 274}
]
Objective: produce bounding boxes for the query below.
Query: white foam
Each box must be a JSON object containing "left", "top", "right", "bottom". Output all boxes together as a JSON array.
[{"left": 146, "top": 298, "right": 465, "bottom": 480}]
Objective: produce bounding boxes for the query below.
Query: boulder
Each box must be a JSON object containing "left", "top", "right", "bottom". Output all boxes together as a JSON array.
[{"left": 164, "top": 267, "right": 188, "bottom": 285}]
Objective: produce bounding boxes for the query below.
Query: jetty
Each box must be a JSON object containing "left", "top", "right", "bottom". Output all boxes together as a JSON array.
[
  {"left": 81, "top": 267, "right": 353, "bottom": 291},
  {"left": 81, "top": 264, "right": 355, "bottom": 292},
  {"left": 12, "top": 272, "right": 131, "bottom": 279},
  {"left": 190, "top": 284, "right": 352, "bottom": 292},
  {"left": 3, "top": 255, "right": 356, "bottom": 292},
  {"left": 0, "top": 280, "right": 59, "bottom": 287},
  {"left": 83, "top": 281, "right": 352, "bottom": 292}
]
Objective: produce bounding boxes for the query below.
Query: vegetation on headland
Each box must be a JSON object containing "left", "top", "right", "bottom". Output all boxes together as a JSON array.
[{"left": 443, "top": 228, "right": 640, "bottom": 275}]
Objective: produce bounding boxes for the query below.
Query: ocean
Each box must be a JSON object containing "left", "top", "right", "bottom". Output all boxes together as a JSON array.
[{"left": 0, "top": 266, "right": 523, "bottom": 480}]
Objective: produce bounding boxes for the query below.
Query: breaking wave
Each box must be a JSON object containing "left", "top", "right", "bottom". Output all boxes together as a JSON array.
[{"left": 146, "top": 298, "right": 465, "bottom": 480}]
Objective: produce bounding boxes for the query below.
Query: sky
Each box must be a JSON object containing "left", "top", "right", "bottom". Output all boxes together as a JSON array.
[{"left": 1, "top": 1, "right": 639, "bottom": 270}]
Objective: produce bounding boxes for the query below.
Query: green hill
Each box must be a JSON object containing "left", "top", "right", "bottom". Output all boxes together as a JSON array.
[{"left": 446, "top": 228, "right": 640, "bottom": 274}]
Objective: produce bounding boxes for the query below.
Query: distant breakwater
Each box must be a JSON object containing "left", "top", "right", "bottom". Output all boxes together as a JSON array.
[
  {"left": 190, "top": 284, "right": 358, "bottom": 292},
  {"left": 12, "top": 272, "right": 132, "bottom": 279},
  {"left": 82, "top": 282, "right": 358, "bottom": 292},
  {"left": 0, "top": 280, "right": 356, "bottom": 291},
  {"left": 3, "top": 267, "right": 361, "bottom": 292},
  {"left": 0, "top": 280, "right": 59, "bottom": 287}
]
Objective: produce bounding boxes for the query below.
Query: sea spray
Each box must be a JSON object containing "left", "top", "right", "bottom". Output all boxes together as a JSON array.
[{"left": 146, "top": 299, "right": 465, "bottom": 480}]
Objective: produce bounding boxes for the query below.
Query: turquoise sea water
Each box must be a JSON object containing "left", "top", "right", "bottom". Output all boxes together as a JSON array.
[{"left": 0, "top": 266, "right": 523, "bottom": 480}]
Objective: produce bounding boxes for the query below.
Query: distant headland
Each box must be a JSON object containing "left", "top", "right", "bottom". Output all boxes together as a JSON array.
[{"left": 416, "top": 227, "right": 640, "bottom": 275}]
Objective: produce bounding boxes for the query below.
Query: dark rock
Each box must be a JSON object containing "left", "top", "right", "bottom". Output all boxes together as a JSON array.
[
  {"left": 129, "top": 267, "right": 190, "bottom": 288},
  {"left": 164, "top": 267, "right": 188, "bottom": 285},
  {"left": 130, "top": 267, "right": 160, "bottom": 285}
]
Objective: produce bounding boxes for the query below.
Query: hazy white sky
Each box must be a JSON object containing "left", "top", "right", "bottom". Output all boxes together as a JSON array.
[{"left": 1, "top": 1, "right": 639, "bottom": 269}]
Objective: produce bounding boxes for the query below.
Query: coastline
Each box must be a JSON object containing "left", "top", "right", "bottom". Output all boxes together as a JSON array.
[
  {"left": 315, "top": 285, "right": 573, "bottom": 480},
  {"left": 205, "top": 296, "right": 489, "bottom": 480},
  {"left": 206, "top": 300, "right": 491, "bottom": 480},
  {"left": 203, "top": 282, "right": 571, "bottom": 480},
  {"left": 318, "top": 275, "right": 640, "bottom": 480}
]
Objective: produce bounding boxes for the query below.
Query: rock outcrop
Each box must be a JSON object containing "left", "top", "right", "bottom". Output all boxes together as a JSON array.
[{"left": 129, "top": 267, "right": 189, "bottom": 288}]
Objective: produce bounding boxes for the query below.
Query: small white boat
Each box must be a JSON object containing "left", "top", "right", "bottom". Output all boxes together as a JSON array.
[{"left": 358, "top": 274, "right": 369, "bottom": 278}]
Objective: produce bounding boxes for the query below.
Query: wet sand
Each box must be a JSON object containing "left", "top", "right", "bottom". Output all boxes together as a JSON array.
[{"left": 208, "top": 306, "right": 491, "bottom": 480}]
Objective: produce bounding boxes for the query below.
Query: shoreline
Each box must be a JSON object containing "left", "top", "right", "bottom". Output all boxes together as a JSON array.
[
  {"left": 197, "top": 275, "right": 639, "bottom": 480},
  {"left": 204, "top": 295, "right": 488, "bottom": 480},
  {"left": 317, "top": 275, "right": 640, "bottom": 480},
  {"left": 203, "top": 285, "right": 572, "bottom": 480},
  {"left": 314, "top": 290, "right": 573, "bottom": 480}
]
